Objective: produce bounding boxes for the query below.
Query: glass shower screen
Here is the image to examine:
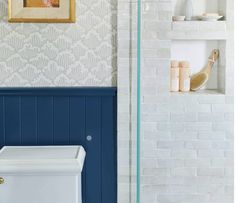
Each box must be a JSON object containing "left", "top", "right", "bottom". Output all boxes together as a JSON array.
[
  {"left": 117, "top": 0, "right": 141, "bottom": 202},
  {"left": 136, "top": 0, "right": 141, "bottom": 202}
]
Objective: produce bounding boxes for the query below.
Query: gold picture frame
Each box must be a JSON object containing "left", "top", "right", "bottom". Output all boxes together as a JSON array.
[{"left": 8, "top": 0, "right": 75, "bottom": 23}]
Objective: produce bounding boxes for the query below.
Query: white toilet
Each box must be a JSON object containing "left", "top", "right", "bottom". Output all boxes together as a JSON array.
[{"left": 0, "top": 146, "right": 86, "bottom": 203}]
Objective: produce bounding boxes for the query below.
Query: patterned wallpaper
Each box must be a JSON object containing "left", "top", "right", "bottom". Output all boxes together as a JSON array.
[{"left": 0, "top": 0, "right": 117, "bottom": 86}]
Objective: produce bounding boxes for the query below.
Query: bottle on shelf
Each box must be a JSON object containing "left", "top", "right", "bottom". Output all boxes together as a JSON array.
[
  {"left": 185, "top": 0, "right": 194, "bottom": 21},
  {"left": 170, "top": 60, "right": 180, "bottom": 92},
  {"left": 179, "top": 61, "right": 191, "bottom": 92}
]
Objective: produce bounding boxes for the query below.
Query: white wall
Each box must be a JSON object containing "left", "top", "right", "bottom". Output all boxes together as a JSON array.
[
  {"left": 0, "top": 0, "right": 117, "bottom": 86},
  {"left": 117, "top": 0, "right": 234, "bottom": 202}
]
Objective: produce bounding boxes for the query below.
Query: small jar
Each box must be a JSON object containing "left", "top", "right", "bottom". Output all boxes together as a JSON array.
[
  {"left": 179, "top": 61, "right": 191, "bottom": 92},
  {"left": 170, "top": 60, "right": 180, "bottom": 92}
]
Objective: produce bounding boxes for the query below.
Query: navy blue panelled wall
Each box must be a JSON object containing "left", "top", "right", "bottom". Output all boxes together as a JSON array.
[{"left": 0, "top": 88, "right": 117, "bottom": 203}]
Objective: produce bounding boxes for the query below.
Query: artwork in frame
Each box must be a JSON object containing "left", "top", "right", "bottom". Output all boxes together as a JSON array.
[{"left": 8, "top": 0, "right": 75, "bottom": 23}]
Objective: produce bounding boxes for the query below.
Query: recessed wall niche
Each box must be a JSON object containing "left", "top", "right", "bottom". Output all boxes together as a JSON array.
[
  {"left": 171, "top": 40, "right": 226, "bottom": 93},
  {"left": 172, "top": 0, "right": 227, "bottom": 20}
]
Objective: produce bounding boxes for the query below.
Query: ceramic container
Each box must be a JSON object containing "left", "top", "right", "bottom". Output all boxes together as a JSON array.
[
  {"left": 185, "top": 0, "right": 193, "bottom": 21},
  {"left": 179, "top": 61, "right": 191, "bottom": 92},
  {"left": 170, "top": 60, "right": 180, "bottom": 92},
  {"left": 172, "top": 16, "right": 186, "bottom": 21}
]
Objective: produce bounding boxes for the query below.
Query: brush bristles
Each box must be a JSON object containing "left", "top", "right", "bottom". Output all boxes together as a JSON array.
[{"left": 190, "top": 73, "right": 208, "bottom": 91}]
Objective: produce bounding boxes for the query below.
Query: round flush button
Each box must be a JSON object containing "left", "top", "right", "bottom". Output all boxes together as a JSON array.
[{"left": 86, "top": 135, "right": 92, "bottom": 141}]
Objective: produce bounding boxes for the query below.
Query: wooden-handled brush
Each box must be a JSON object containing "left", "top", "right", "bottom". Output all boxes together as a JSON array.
[{"left": 190, "top": 49, "right": 219, "bottom": 91}]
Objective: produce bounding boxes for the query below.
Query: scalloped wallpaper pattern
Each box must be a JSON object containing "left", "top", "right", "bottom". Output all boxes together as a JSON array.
[{"left": 0, "top": 0, "right": 117, "bottom": 87}]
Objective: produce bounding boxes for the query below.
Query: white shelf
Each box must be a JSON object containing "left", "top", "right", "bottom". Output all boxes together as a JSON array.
[
  {"left": 170, "top": 89, "right": 224, "bottom": 96},
  {"left": 170, "top": 21, "right": 227, "bottom": 40}
]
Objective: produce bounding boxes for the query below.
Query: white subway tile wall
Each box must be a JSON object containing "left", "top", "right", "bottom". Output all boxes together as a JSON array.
[{"left": 118, "top": 0, "right": 234, "bottom": 203}]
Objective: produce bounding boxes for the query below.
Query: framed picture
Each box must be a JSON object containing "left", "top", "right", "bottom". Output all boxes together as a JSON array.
[{"left": 8, "top": 0, "right": 75, "bottom": 23}]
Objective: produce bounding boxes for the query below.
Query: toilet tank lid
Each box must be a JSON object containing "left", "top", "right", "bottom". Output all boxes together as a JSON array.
[{"left": 0, "top": 146, "right": 86, "bottom": 175}]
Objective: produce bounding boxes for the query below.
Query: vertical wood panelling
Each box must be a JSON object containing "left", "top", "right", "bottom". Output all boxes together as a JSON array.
[
  {"left": 85, "top": 96, "right": 102, "bottom": 203},
  {"left": 21, "top": 96, "right": 37, "bottom": 145},
  {"left": 0, "top": 97, "right": 4, "bottom": 148},
  {"left": 53, "top": 97, "right": 70, "bottom": 145},
  {"left": 101, "top": 97, "right": 117, "bottom": 203},
  {"left": 0, "top": 88, "right": 117, "bottom": 203},
  {"left": 5, "top": 96, "right": 21, "bottom": 145},
  {"left": 69, "top": 96, "right": 86, "bottom": 145},
  {"left": 37, "top": 96, "right": 54, "bottom": 145},
  {"left": 69, "top": 96, "right": 87, "bottom": 202}
]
